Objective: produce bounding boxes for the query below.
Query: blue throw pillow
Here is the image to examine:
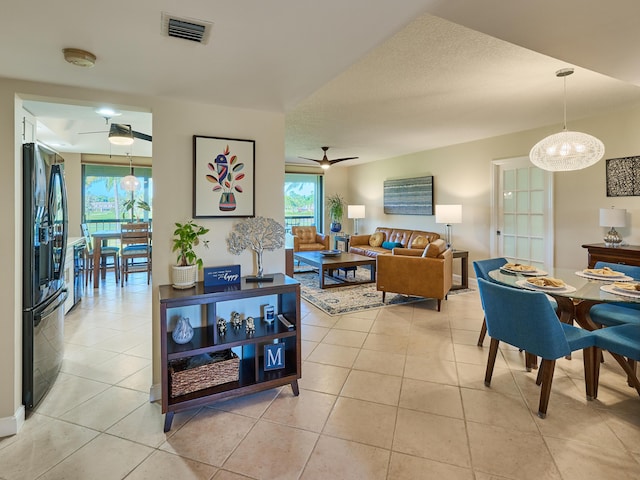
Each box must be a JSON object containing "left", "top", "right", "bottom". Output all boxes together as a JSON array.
[{"left": 381, "top": 241, "right": 404, "bottom": 250}]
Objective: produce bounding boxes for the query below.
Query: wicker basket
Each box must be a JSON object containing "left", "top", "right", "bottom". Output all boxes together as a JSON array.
[{"left": 169, "top": 350, "right": 239, "bottom": 398}]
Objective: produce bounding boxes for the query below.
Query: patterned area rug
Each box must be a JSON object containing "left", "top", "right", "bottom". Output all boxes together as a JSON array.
[{"left": 294, "top": 268, "right": 474, "bottom": 316}]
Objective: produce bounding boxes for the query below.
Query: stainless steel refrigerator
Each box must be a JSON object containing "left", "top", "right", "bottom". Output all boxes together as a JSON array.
[{"left": 22, "top": 143, "right": 68, "bottom": 409}]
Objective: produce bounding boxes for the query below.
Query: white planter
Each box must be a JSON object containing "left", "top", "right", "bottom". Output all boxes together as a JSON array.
[{"left": 172, "top": 265, "right": 198, "bottom": 289}]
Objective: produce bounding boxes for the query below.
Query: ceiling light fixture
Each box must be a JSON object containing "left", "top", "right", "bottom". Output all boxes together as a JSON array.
[
  {"left": 529, "top": 68, "right": 604, "bottom": 172},
  {"left": 108, "top": 123, "right": 135, "bottom": 146},
  {"left": 62, "top": 48, "right": 96, "bottom": 68},
  {"left": 120, "top": 154, "right": 141, "bottom": 191}
]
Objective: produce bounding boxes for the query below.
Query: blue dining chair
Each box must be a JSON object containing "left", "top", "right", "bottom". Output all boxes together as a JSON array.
[
  {"left": 473, "top": 257, "right": 507, "bottom": 346},
  {"left": 477, "top": 278, "right": 597, "bottom": 418},
  {"left": 591, "top": 323, "right": 640, "bottom": 399},
  {"left": 588, "top": 262, "right": 640, "bottom": 328}
]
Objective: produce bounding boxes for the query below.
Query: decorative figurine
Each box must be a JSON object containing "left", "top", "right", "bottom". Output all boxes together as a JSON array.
[
  {"left": 231, "top": 311, "right": 242, "bottom": 328},
  {"left": 246, "top": 316, "right": 255, "bottom": 334},
  {"left": 217, "top": 317, "right": 227, "bottom": 335},
  {"left": 172, "top": 317, "right": 194, "bottom": 344}
]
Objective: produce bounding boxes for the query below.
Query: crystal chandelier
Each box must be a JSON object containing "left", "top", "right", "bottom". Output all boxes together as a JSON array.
[{"left": 529, "top": 68, "right": 604, "bottom": 172}]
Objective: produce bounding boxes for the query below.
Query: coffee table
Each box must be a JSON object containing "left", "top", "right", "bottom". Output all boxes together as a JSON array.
[{"left": 293, "top": 251, "right": 376, "bottom": 289}]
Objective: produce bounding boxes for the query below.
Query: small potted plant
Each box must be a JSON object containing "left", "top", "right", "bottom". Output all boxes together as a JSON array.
[
  {"left": 327, "top": 193, "right": 344, "bottom": 233},
  {"left": 171, "top": 220, "right": 210, "bottom": 289}
]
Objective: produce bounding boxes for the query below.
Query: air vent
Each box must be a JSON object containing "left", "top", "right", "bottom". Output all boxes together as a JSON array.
[{"left": 161, "top": 12, "right": 212, "bottom": 44}]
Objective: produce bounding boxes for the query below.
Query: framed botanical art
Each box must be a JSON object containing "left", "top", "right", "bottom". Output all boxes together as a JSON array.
[{"left": 193, "top": 135, "right": 255, "bottom": 217}]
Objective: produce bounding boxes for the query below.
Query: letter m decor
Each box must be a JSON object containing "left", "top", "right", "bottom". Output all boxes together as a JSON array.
[{"left": 264, "top": 343, "right": 285, "bottom": 371}]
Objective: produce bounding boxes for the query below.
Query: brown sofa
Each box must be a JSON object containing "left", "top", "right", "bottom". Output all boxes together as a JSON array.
[
  {"left": 376, "top": 238, "right": 453, "bottom": 311},
  {"left": 349, "top": 227, "right": 440, "bottom": 258},
  {"left": 291, "top": 226, "right": 330, "bottom": 252}
]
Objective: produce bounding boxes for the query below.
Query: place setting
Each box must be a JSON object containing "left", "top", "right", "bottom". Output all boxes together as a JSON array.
[
  {"left": 516, "top": 276, "right": 577, "bottom": 294},
  {"left": 499, "top": 262, "right": 548, "bottom": 276},
  {"left": 600, "top": 281, "right": 640, "bottom": 299},
  {"left": 575, "top": 265, "right": 634, "bottom": 281}
]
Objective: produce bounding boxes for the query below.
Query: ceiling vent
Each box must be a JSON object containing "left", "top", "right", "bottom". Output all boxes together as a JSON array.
[{"left": 161, "top": 12, "right": 212, "bottom": 44}]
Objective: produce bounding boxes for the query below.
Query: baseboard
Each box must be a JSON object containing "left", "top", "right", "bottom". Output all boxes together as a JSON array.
[
  {"left": 149, "top": 383, "right": 162, "bottom": 403},
  {"left": 0, "top": 405, "right": 25, "bottom": 438}
]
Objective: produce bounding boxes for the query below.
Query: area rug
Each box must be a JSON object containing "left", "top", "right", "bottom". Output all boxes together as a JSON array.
[{"left": 294, "top": 269, "right": 474, "bottom": 316}]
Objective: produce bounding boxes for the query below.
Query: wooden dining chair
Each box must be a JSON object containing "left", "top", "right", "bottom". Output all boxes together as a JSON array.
[
  {"left": 591, "top": 324, "right": 640, "bottom": 399},
  {"left": 477, "top": 278, "right": 598, "bottom": 418},
  {"left": 120, "top": 222, "right": 151, "bottom": 286},
  {"left": 81, "top": 223, "right": 119, "bottom": 285}
]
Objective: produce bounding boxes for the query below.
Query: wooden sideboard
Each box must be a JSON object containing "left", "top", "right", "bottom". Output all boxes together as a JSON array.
[{"left": 581, "top": 243, "right": 640, "bottom": 268}]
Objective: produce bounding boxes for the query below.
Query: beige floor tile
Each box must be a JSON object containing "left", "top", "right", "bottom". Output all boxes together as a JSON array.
[
  {"left": 467, "top": 422, "right": 561, "bottom": 480},
  {"left": 601, "top": 409, "right": 640, "bottom": 455},
  {"left": 323, "top": 397, "right": 397, "bottom": 448},
  {"left": 456, "top": 362, "right": 520, "bottom": 396},
  {"left": 369, "top": 317, "right": 411, "bottom": 336},
  {"left": 399, "top": 378, "right": 464, "bottom": 418},
  {"left": 321, "top": 328, "right": 367, "bottom": 348},
  {"left": 406, "top": 331, "right": 455, "bottom": 360},
  {"left": 353, "top": 349, "right": 406, "bottom": 376},
  {"left": 38, "top": 433, "right": 153, "bottom": 480},
  {"left": 332, "top": 316, "right": 374, "bottom": 332},
  {"left": 298, "top": 361, "right": 350, "bottom": 395},
  {"left": 451, "top": 327, "right": 484, "bottom": 346},
  {"left": 61, "top": 385, "right": 148, "bottom": 431},
  {"left": 212, "top": 471, "right": 255, "bottom": 480},
  {"left": 362, "top": 332, "right": 409, "bottom": 353},
  {"left": 306, "top": 343, "right": 359, "bottom": 368},
  {"left": 223, "top": 420, "right": 318, "bottom": 479},
  {"left": 126, "top": 450, "right": 217, "bottom": 480},
  {"left": 208, "top": 388, "right": 280, "bottom": 418},
  {"left": 404, "top": 354, "right": 459, "bottom": 386},
  {"left": 460, "top": 388, "right": 538, "bottom": 433},
  {"left": 300, "top": 435, "right": 390, "bottom": 480},
  {"left": 301, "top": 339, "right": 318, "bottom": 360},
  {"left": 160, "top": 409, "right": 255, "bottom": 466},
  {"left": 393, "top": 408, "right": 470, "bottom": 468},
  {"left": 33, "top": 372, "right": 110, "bottom": 418},
  {"left": 0, "top": 414, "right": 98, "bottom": 480},
  {"left": 301, "top": 312, "right": 337, "bottom": 329},
  {"left": 301, "top": 324, "right": 330, "bottom": 342},
  {"left": 262, "top": 388, "right": 336, "bottom": 432},
  {"left": 341, "top": 370, "right": 402, "bottom": 406},
  {"left": 454, "top": 343, "right": 501, "bottom": 366},
  {"left": 116, "top": 364, "right": 152, "bottom": 392},
  {"left": 387, "top": 451, "right": 473, "bottom": 480},
  {"left": 69, "top": 353, "right": 151, "bottom": 385},
  {"left": 410, "top": 315, "right": 452, "bottom": 332}
]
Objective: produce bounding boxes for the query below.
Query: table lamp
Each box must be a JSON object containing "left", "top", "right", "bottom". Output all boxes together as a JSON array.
[
  {"left": 435, "top": 204, "right": 462, "bottom": 249},
  {"left": 599, "top": 207, "right": 626, "bottom": 247},
  {"left": 348, "top": 205, "right": 365, "bottom": 235}
]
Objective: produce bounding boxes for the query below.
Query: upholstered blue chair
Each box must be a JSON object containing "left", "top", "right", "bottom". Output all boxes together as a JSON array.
[
  {"left": 591, "top": 324, "right": 640, "bottom": 399},
  {"left": 473, "top": 257, "right": 508, "bottom": 346},
  {"left": 477, "top": 278, "right": 597, "bottom": 418},
  {"left": 588, "top": 262, "right": 640, "bottom": 327}
]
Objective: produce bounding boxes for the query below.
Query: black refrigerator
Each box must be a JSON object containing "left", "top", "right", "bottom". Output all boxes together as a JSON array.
[{"left": 22, "top": 143, "right": 68, "bottom": 409}]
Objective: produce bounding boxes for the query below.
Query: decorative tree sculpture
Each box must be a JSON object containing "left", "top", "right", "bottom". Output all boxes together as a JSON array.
[{"left": 227, "top": 216, "right": 285, "bottom": 281}]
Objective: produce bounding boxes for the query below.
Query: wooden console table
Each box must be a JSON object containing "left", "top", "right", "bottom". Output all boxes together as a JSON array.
[{"left": 582, "top": 243, "right": 640, "bottom": 268}]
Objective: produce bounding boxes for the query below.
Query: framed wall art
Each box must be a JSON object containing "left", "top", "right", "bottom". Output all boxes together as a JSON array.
[
  {"left": 383, "top": 175, "right": 434, "bottom": 215},
  {"left": 193, "top": 135, "right": 255, "bottom": 217},
  {"left": 606, "top": 156, "right": 640, "bottom": 197}
]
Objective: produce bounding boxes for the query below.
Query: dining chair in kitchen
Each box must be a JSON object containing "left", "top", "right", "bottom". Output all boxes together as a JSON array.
[
  {"left": 120, "top": 222, "right": 151, "bottom": 286},
  {"left": 591, "top": 323, "right": 640, "bottom": 399},
  {"left": 473, "top": 257, "right": 507, "bottom": 346},
  {"left": 81, "top": 223, "right": 119, "bottom": 285},
  {"left": 588, "top": 262, "right": 640, "bottom": 328},
  {"left": 477, "top": 278, "right": 598, "bottom": 418}
]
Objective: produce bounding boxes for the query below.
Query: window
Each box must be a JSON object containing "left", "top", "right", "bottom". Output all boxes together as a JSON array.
[
  {"left": 82, "top": 164, "right": 152, "bottom": 231},
  {"left": 284, "top": 173, "right": 323, "bottom": 232}
]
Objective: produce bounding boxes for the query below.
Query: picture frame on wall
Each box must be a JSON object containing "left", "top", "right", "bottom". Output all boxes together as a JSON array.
[
  {"left": 193, "top": 135, "right": 256, "bottom": 218},
  {"left": 383, "top": 175, "right": 434, "bottom": 215},
  {"left": 606, "top": 156, "right": 640, "bottom": 197}
]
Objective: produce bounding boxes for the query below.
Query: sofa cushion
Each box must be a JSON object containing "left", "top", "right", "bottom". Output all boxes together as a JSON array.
[
  {"left": 382, "top": 241, "right": 404, "bottom": 250},
  {"left": 411, "top": 235, "right": 429, "bottom": 249},
  {"left": 292, "top": 226, "right": 318, "bottom": 244},
  {"left": 422, "top": 239, "right": 447, "bottom": 258},
  {"left": 369, "top": 232, "right": 385, "bottom": 247}
]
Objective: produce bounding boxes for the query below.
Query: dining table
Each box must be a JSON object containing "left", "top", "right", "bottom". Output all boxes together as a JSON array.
[
  {"left": 92, "top": 229, "right": 152, "bottom": 289},
  {"left": 489, "top": 265, "right": 640, "bottom": 394}
]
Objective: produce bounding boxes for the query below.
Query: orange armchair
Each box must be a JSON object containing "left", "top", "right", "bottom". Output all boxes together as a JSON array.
[{"left": 291, "top": 226, "right": 330, "bottom": 252}]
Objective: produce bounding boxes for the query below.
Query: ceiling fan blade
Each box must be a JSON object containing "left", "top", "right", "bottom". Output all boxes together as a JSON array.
[
  {"left": 132, "top": 130, "right": 152, "bottom": 142},
  {"left": 78, "top": 130, "right": 109, "bottom": 134},
  {"left": 298, "top": 156, "right": 322, "bottom": 162},
  {"left": 329, "top": 157, "right": 359, "bottom": 164}
]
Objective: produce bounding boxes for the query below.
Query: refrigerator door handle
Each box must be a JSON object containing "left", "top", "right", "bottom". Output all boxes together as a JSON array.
[{"left": 34, "top": 289, "right": 68, "bottom": 328}]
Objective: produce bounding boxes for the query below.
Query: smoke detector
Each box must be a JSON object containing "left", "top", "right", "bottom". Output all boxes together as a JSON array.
[{"left": 62, "top": 48, "right": 96, "bottom": 68}]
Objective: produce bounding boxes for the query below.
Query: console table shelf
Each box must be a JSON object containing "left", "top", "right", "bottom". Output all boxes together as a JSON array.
[
  {"left": 159, "top": 274, "right": 301, "bottom": 431},
  {"left": 582, "top": 243, "right": 640, "bottom": 268}
]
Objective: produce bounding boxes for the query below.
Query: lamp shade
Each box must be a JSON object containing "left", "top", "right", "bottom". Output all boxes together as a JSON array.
[
  {"left": 529, "top": 131, "right": 604, "bottom": 172},
  {"left": 435, "top": 204, "right": 462, "bottom": 224},
  {"left": 599, "top": 208, "right": 626, "bottom": 228},
  {"left": 120, "top": 175, "right": 141, "bottom": 191},
  {"left": 348, "top": 205, "right": 365, "bottom": 219},
  {"left": 109, "top": 123, "right": 134, "bottom": 146}
]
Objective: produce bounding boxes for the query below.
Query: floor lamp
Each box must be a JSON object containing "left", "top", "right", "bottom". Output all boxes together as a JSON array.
[
  {"left": 348, "top": 205, "right": 365, "bottom": 235},
  {"left": 435, "top": 204, "right": 462, "bottom": 249}
]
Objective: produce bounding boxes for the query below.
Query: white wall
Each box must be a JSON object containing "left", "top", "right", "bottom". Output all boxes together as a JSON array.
[
  {"left": 345, "top": 104, "right": 640, "bottom": 271},
  {"left": 0, "top": 77, "right": 284, "bottom": 432}
]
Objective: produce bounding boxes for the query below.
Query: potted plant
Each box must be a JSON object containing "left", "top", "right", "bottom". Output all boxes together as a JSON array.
[
  {"left": 171, "top": 220, "right": 210, "bottom": 289},
  {"left": 122, "top": 198, "right": 150, "bottom": 222},
  {"left": 326, "top": 193, "right": 345, "bottom": 233}
]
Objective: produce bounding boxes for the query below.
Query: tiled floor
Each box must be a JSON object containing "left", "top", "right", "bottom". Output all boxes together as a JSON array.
[{"left": 2, "top": 274, "right": 640, "bottom": 479}]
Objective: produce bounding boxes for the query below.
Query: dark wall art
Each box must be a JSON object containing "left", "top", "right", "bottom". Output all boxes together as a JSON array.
[
  {"left": 606, "top": 156, "right": 640, "bottom": 197},
  {"left": 193, "top": 135, "right": 255, "bottom": 218},
  {"left": 383, "top": 175, "right": 434, "bottom": 215}
]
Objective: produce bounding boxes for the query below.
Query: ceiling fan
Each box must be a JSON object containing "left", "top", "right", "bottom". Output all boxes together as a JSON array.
[
  {"left": 299, "top": 146, "right": 358, "bottom": 169},
  {"left": 78, "top": 123, "right": 152, "bottom": 145}
]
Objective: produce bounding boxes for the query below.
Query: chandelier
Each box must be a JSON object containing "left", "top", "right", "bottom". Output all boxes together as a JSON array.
[{"left": 529, "top": 68, "right": 604, "bottom": 172}]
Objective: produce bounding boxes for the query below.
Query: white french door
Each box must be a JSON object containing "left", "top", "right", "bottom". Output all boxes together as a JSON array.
[{"left": 491, "top": 156, "right": 554, "bottom": 270}]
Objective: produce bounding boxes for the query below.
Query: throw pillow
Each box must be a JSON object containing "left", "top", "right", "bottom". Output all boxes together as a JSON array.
[
  {"left": 369, "top": 232, "right": 385, "bottom": 247},
  {"left": 382, "top": 241, "right": 404, "bottom": 250},
  {"left": 411, "top": 236, "right": 428, "bottom": 248}
]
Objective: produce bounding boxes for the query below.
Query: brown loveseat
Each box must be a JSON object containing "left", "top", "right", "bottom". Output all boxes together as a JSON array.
[
  {"left": 376, "top": 238, "right": 453, "bottom": 311},
  {"left": 349, "top": 227, "right": 440, "bottom": 257},
  {"left": 291, "top": 226, "right": 330, "bottom": 252}
]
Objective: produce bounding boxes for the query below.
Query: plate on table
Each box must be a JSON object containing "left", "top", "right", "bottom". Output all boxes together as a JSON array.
[
  {"left": 517, "top": 278, "right": 576, "bottom": 293},
  {"left": 601, "top": 283, "right": 640, "bottom": 298},
  {"left": 579, "top": 267, "right": 629, "bottom": 280},
  {"left": 319, "top": 250, "right": 342, "bottom": 257},
  {"left": 500, "top": 263, "right": 539, "bottom": 274}
]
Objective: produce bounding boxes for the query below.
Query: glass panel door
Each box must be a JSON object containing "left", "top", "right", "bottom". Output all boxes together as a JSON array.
[{"left": 284, "top": 173, "right": 323, "bottom": 233}]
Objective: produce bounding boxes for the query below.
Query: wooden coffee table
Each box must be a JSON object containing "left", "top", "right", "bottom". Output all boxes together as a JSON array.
[{"left": 293, "top": 251, "right": 376, "bottom": 289}]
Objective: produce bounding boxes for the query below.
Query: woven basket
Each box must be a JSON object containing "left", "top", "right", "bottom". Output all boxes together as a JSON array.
[{"left": 169, "top": 350, "right": 239, "bottom": 398}]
